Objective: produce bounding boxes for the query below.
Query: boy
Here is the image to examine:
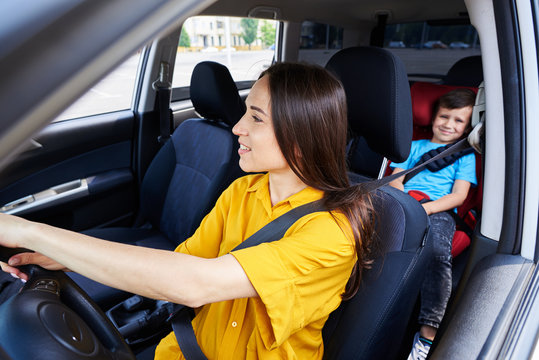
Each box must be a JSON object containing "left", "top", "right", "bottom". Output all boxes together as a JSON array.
[{"left": 389, "top": 89, "right": 477, "bottom": 360}]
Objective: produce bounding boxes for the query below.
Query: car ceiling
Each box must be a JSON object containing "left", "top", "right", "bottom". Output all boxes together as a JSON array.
[{"left": 201, "top": 0, "right": 470, "bottom": 27}]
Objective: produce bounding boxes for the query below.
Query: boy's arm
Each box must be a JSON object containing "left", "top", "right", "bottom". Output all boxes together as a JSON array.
[
  {"left": 422, "top": 179, "right": 471, "bottom": 215},
  {"left": 389, "top": 167, "right": 405, "bottom": 191}
]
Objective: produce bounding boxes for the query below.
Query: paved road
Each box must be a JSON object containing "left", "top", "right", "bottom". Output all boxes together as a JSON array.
[
  {"left": 172, "top": 50, "right": 274, "bottom": 87},
  {"left": 55, "top": 48, "right": 480, "bottom": 121}
]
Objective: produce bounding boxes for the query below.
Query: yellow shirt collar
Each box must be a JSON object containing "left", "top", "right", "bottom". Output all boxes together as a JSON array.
[{"left": 246, "top": 173, "right": 324, "bottom": 209}]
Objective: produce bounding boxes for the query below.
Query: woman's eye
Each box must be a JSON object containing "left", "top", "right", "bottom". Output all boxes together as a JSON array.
[{"left": 253, "top": 115, "right": 263, "bottom": 123}]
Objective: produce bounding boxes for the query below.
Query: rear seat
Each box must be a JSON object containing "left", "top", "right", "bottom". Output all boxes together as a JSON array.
[
  {"left": 409, "top": 81, "right": 482, "bottom": 257},
  {"left": 442, "top": 55, "right": 483, "bottom": 87}
]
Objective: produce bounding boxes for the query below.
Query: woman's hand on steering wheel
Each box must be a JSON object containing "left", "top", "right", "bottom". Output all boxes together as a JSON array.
[
  {"left": 1, "top": 252, "right": 68, "bottom": 281},
  {"left": 0, "top": 213, "right": 68, "bottom": 281}
]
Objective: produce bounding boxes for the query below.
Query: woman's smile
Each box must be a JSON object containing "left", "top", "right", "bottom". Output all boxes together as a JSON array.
[{"left": 238, "top": 143, "right": 251, "bottom": 155}]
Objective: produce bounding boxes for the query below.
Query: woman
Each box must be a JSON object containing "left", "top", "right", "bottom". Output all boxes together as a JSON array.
[{"left": 0, "top": 63, "right": 374, "bottom": 359}]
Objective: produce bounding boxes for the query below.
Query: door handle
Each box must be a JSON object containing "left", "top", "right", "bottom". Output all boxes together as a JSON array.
[{"left": 0, "top": 179, "right": 89, "bottom": 215}]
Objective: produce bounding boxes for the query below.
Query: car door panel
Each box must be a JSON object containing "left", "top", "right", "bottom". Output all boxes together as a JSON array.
[
  {"left": 0, "top": 111, "right": 137, "bottom": 231},
  {"left": 431, "top": 253, "right": 530, "bottom": 359}
]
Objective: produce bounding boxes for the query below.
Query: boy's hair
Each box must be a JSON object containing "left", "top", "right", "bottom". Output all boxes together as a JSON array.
[{"left": 433, "top": 88, "right": 476, "bottom": 118}]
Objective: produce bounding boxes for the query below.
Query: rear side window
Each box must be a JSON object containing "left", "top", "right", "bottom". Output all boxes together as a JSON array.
[
  {"left": 172, "top": 16, "right": 278, "bottom": 101},
  {"left": 54, "top": 51, "right": 142, "bottom": 122},
  {"left": 384, "top": 21, "right": 481, "bottom": 82},
  {"left": 298, "top": 21, "right": 343, "bottom": 67}
]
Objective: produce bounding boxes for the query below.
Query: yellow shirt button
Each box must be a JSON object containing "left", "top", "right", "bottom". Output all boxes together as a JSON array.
[{"left": 232, "top": 321, "right": 237, "bottom": 328}]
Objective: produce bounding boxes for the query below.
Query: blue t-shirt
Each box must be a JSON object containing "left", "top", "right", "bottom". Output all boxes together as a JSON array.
[{"left": 390, "top": 139, "right": 477, "bottom": 201}]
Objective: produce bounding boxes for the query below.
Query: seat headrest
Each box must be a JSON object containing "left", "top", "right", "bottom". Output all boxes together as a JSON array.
[
  {"left": 443, "top": 55, "right": 483, "bottom": 87},
  {"left": 190, "top": 61, "right": 246, "bottom": 126},
  {"left": 326, "top": 47, "right": 412, "bottom": 163},
  {"left": 411, "top": 82, "right": 478, "bottom": 127}
]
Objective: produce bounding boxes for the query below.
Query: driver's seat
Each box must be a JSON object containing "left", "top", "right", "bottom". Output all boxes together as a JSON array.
[
  {"left": 69, "top": 61, "right": 245, "bottom": 308},
  {"left": 323, "top": 47, "right": 433, "bottom": 359}
]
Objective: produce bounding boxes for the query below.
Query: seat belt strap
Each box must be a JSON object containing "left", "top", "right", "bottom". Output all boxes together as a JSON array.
[
  {"left": 233, "top": 200, "right": 326, "bottom": 250},
  {"left": 152, "top": 62, "right": 172, "bottom": 145},
  {"left": 402, "top": 141, "right": 473, "bottom": 184},
  {"left": 170, "top": 136, "right": 473, "bottom": 359},
  {"left": 361, "top": 137, "right": 471, "bottom": 192},
  {"left": 171, "top": 307, "right": 207, "bottom": 360},
  {"left": 156, "top": 87, "right": 172, "bottom": 145},
  {"left": 170, "top": 200, "right": 326, "bottom": 359}
]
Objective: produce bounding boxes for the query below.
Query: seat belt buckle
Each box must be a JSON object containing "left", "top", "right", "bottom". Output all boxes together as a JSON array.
[{"left": 408, "top": 190, "right": 430, "bottom": 203}]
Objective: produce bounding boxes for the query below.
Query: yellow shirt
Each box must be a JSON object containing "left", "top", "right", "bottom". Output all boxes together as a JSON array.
[{"left": 154, "top": 174, "right": 355, "bottom": 359}]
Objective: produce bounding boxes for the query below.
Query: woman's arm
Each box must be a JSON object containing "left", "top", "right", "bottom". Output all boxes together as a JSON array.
[
  {"left": 0, "top": 214, "right": 256, "bottom": 308},
  {"left": 389, "top": 167, "right": 405, "bottom": 191},
  {"left": 421, "top": 179, "right": 471, "bottom": 215}
]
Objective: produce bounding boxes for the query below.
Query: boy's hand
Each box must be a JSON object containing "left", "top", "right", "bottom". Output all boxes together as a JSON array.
[
  {"left": 389, "top": 168, "right": 405, "bottom": 191},
  {"left": 422, "top": 202, "right": 433, "bottom": 216},
  {"left": 420, "top": 180, "right": 471, "bottom": 215}
]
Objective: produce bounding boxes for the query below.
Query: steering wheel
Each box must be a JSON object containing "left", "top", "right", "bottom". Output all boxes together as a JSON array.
[{"left": 0, "top": 246, "right": 135, "bottom": 360}]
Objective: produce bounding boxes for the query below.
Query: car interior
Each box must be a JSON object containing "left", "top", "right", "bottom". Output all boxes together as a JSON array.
[{"left": 0, "top": 0, "right": 538, "bottom": 359}]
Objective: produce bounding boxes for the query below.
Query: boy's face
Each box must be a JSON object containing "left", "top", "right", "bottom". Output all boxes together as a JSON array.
[{"left": 431, "top": 106, "right": 472, "bottom": 144}]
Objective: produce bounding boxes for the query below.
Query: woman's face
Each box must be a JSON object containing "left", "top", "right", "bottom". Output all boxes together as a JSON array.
[{"left": 232, "top": 75, "right": 290, "bottom": 174}]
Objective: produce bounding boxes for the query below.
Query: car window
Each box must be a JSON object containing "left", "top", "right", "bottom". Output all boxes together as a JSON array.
[
  {"left": 54, "top": 51, "right": 142, "bottom": 122},
  {"left": 384, "top": 21, "right": 481, "bottom": 82},
  {"left": 297, "top": 21, "right": 343, "bottom": 67},
  {"left": 172, "top": 16, "right": 278, "bottom": 101}
]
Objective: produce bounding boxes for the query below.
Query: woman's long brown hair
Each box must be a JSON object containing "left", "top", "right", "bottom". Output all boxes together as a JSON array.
[{"left": 261, "top": 63, "right": 375, "bottom": 300}]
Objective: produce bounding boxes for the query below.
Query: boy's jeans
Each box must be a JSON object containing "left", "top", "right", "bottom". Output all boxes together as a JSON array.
[{"left": 418, "top": 212, "right": 455, "bottom": 329}]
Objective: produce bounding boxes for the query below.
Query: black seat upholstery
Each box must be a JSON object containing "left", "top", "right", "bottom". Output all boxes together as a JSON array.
[
  {"left": 443, "top": 55, "right": 483, "bottom": 87},
  {"left": 137, "top": 61, "right": 245, "bottom": 245},
  {"left": 69, "top": 61, "right": 245, "bottom": 307},
  {"left": 322, "top": 47, "right": 433, "bottom": 359},
  {"left": 323, "top": 186, "right": 431, "bottom": 360},
  {"left": 326, "top": 46, "right": 412, "bottom": 179}
]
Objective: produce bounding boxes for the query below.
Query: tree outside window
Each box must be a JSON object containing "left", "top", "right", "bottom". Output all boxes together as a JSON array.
[
  {"left": 259, "top": 21, "right": 276, "bottom": 48},
  {"left": 179, "top": 27, "right": 191, "bottom": 48},
  {"left": 240, "top": 18, "right": 259, "bottom": 49}
]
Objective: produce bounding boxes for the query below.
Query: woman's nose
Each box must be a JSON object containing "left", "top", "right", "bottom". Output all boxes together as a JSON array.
[{"left": 232, "top": 116, "right": 247, "bottom": 136}]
